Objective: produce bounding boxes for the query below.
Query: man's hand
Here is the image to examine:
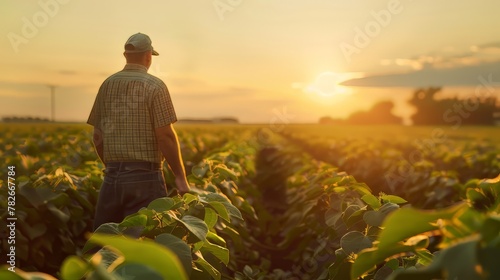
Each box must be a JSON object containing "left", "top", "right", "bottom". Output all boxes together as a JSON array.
[{"left": 175, "top": 176, "right": 191, "bottom": 195}]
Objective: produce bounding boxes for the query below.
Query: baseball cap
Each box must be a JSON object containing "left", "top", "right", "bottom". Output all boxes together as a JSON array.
[{"left": 124, "top": 33, "right": 159, "bottom": 56}]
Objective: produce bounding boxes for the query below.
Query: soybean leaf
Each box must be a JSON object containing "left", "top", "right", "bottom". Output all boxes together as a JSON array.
[
  {"left": 362, "top": 194, "right": 382, "bottom": 210},
  {"left": 380, "top": 195, "right": 408, "bottom": 204},
  {"left": 61, "top": 256, "right": 89, "bottom": 280},
  {"left": 208, "top": 201, "right": 230, "bottom": 222},
  {"left": 194, "top": 251, "right": 221, "bottom": 280},
  {"left": 89, "top": 234, "right": 188, "bottom": 280},
  {"left": 201, "top": 239, "right": 230, "bottom": 265},
  {"left": 340, "top": 231, "right": 373, "bottom": 255},
  {"left": 155, "top": 233, "right": 192, "bottom": 276},
  {"left": 378, "top": 203, "right": 466, "bottom": 250},
  {"left": 204, "top": 207, "right": 218, "bottom": 229},
  {"left": 148, "top": 197, "right": 177, "bottom": 212},
  {"left": 174, "top": 215, "right": 208, "bottom": 242}
]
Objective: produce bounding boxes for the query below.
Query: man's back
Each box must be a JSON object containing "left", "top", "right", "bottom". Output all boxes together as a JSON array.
[
  {"left": 88, "top": 33, "right": 190, "bottom": 231},
  {"left": 88, "top": 64, "right": 176, "bottom": 163}
]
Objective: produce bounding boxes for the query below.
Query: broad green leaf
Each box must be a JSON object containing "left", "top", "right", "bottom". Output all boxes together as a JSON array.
[
  {"left": 192, "top": 162, "right": 210, "bottom": 178},
  {"left": 175, "top": 215, "right": 208, "bottom": 242},
  {"left": 214, "top": 165, "right": 238, "bottom": 180},
  {"left": 155, "top": 233, "right": 192, "bottom": 276},
  {"left": 204, "top": 207, "right": 218, "bottom": 229},
  {"left": 480, "top": 216, "right": 500, "bottom": 244},
  {"left": 389, "top": 239, "right": 483, "bottom": 280},
  {"left": 363, "top": 203, "right": 399, "bottom": 227},
  {"left": 345, "top": 205, "right": 368, "bottom": 228},
  {"left": 362, "top": 194, "right": 382, "bottom": 209},
  {"left": 194, "top": 252, "right": 221, "bottom": 280},
  {"left": 200, "top": 192, "right": 230, "bottom": 204},
  {"left": 201, "top": 193, "right": 243, "bottom": 221},
  {"left": 325, "top": 208, "right": 342, "bottom": 227},
  {"left": 352, "top": 243, "right": 415, "bottom": 279},
  {"left": 342, "top": 204, "right": 364, "bottom": 227},
  {"left": 148, "top": 197, "right": 177, "bottom": 212},
  {"left": 93, "top": 223, "right": 122, "bottom": 235},
  {"left": 183, "top": 193, "right": 198, "bottom": 205},
  {"left": 0, "top": 269, "right": 24, "bottom": 280},
  {"left": 380, "top": 195, "right": 408, "bottom": 204},
  {"left": 328, "top": 248, "right": 351, "bottom": 280},
  {"left": 89, "top": 234, "right": 188, "bottom": 280},
  {"left": 0, "top": 268, "right": 57, "bottom": 280},
  {"left": 352, "top": 183, "right": 372, "bottom": 196},
  {"left": 340, "top": 231, "right": 373, "bottom": 255},
  {"left": 378, "top": 203, "right": 466, "bottom": 250},
  {"left": 201, "top": 240, "right": 230, "bottom": 265},
  {"left": 206, "top": 231, "right": 226, "bottom": 247},
  {"left": 193, "top": 241, "right": 204, "bottom": 253},
  {"left": 119, "top": 213, "right": 148, "bottom": 228},
  {"left": 223, "top": 202, "right": 244, "bottom": 221},
  {"left": 208, "top": 201, "right": 230, "bottom": 222},
  {"left": 61, "top": 256, "right": 88, "bottom": 280}
]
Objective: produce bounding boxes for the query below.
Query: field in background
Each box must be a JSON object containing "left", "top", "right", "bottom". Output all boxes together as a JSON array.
[{"left": 1, "top": 122, "right": 499, "bottom": 279}]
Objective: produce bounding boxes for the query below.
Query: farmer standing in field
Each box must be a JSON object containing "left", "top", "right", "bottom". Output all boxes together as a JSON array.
[{"left": 87, "top": 33, "right": 190, "bottom": 230}]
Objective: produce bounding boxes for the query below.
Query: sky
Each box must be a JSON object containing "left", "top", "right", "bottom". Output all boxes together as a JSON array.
[{"left": 1, "top": 0, "right": 500, "bottom": 124}]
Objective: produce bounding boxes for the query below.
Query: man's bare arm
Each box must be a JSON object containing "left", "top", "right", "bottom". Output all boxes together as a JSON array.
[
  {"left": 92, "top": 127, "right": 104, "bottom": 162},
  {"left": 155, "top": 124, "right": 190, "bottom": 194}
]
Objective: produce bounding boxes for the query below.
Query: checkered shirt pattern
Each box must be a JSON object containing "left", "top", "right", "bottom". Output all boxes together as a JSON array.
[{"left": 87, "top": 64, "right": 177, "bottom": 163}]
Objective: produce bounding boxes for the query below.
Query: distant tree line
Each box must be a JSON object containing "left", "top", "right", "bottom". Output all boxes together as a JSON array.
[
  {"left": 177, "top": 117, "right": 239, "bottom": 124},
  {"left": 2, "top": 116, "right": 51, "bottom": 122},
  {"left": 320, "top": 87, "right": 499, "bottom": 126},
  {"left": 409, "top": 87, "right": 498, "bottom": 126},
  {"left": 320, "top": 101, "right": 402, "bottom": 125}
]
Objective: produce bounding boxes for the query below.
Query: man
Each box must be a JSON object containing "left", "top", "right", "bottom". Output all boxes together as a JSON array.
[{"left": 87, "top": 32, "right": 190, "bottom": 230}]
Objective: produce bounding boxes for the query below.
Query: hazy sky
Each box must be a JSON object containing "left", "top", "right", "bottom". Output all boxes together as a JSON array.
[{"left": 1, "top": 0, "right": 500, "bottom": 123}]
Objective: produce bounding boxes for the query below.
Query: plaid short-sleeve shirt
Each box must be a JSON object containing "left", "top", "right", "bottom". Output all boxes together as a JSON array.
[{"left": 87, "top": 63, "right": 177, "bottom": 163}]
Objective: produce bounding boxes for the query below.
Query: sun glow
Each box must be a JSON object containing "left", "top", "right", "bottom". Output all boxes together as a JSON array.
[{"left": 304, "top": 72, "right": 363, "bottom": 98}]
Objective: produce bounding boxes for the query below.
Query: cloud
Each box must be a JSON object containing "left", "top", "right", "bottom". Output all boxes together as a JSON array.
[
  {"left": 342, "top": 42, "right": 500, "bottom": 88},
  {"left": 380, "top": 42, "right": 500, "bottom": 71},
  {"left": 475, "top": 41, "right": 500, "bottom": 51},
  {"left": 341, "top": 61, "right": 500, "bottom": 87}
]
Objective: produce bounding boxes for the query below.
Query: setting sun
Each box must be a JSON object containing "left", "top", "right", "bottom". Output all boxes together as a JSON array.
[{"left": 303, "top": 72, "right": 362, "bottom": 97}]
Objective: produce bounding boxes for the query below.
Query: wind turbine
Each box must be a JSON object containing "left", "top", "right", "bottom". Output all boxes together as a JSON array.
[{"left": 47, "top": 85, "right": 57, "bottom": 122}]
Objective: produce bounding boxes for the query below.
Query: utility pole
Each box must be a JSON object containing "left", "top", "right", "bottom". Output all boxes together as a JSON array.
[{"left": 48, "top": 85, "right": 57, "bottom": 122}]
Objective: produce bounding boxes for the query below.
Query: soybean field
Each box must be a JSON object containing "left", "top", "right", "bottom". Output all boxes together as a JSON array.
[{"left": 1, "top": 123, "right": 499, "bottom": 280}]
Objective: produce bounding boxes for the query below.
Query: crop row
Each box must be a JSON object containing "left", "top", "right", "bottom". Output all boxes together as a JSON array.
[
  {"left": 281, "top": 129, "right": 500, "bottom": 209},
  {"left": 1, "top": 124, "right": 499, "bottom": 279}
]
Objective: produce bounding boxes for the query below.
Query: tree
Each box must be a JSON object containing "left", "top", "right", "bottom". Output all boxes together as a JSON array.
[{"left": 409, "top": 87, "right": 499, "bottom": 126}]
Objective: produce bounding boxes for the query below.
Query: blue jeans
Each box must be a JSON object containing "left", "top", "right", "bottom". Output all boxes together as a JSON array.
[{"left": 93, "top": 168, "right": 167, "bottom": 231}]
